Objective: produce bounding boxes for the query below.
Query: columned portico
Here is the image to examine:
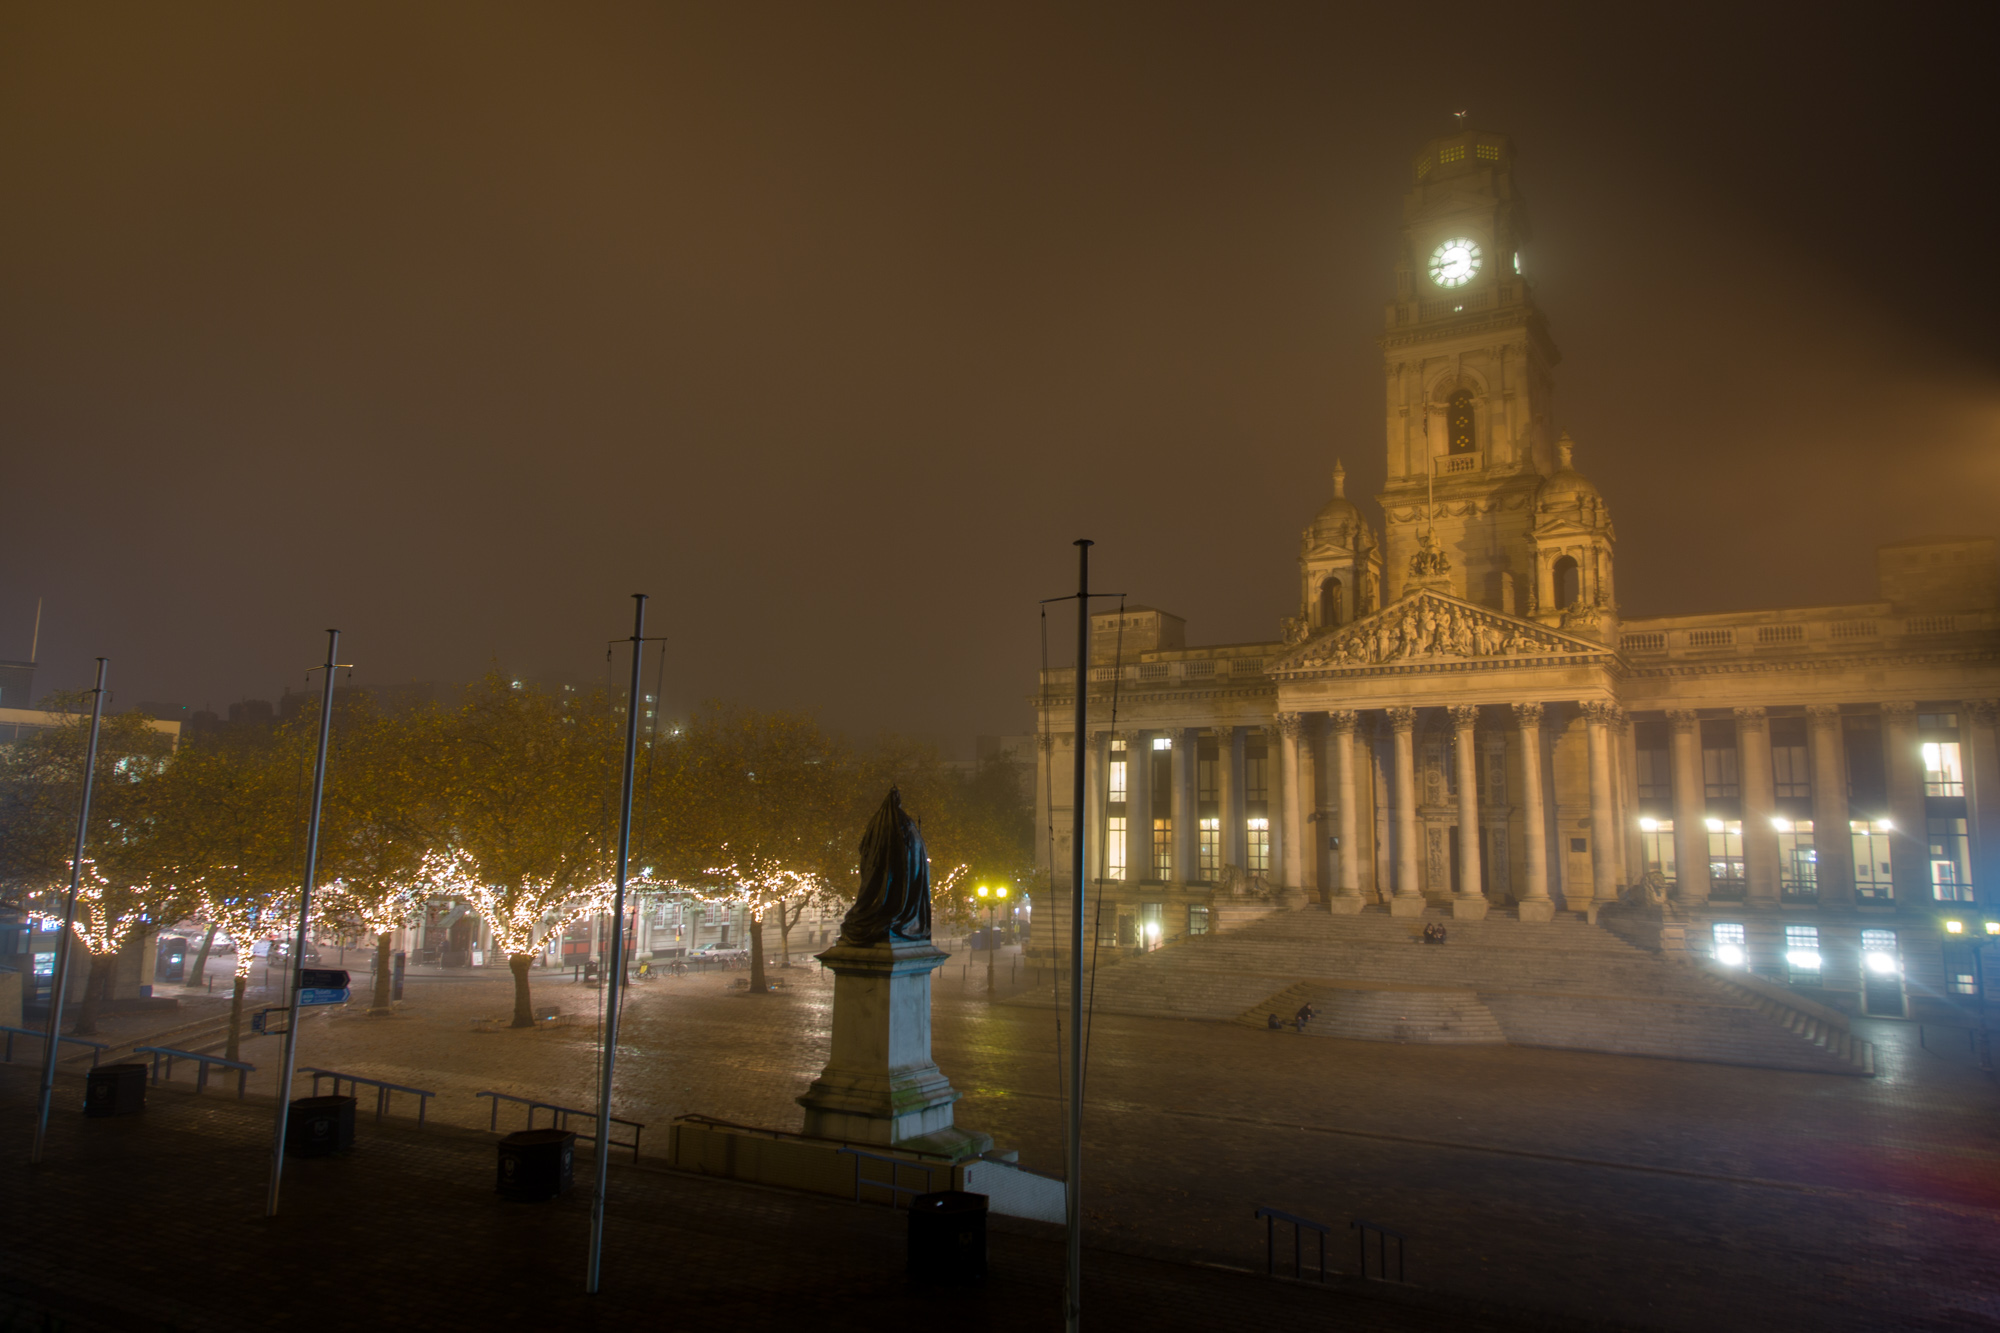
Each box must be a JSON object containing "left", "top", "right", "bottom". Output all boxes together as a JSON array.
[
  {"left": 1737, "top": 706, "right": 1779, "bottom": 904},
  {"left": 1514, "top": 703, "right": 1553, "bottom": 920},
  {"left": 1328, "top": 710, "right": 1363, "bottom": 912},
  {"left": 1173, "top": 727, "right": 1198, "bottom": 885},
  {"left": 1807, "top": 706, "right": 1852, "bottom": 905},
  {"left": 1387, "top": 707, "right": 1423, "bottom": 915},
  {"left": 1275, "top": 712, "right": 1307, "bottom": 905},
  {"left": 1123, "top": 729, "right": 1153, "bottom": 882},
  {"left": 1450, "top": 704, "right": 1487, "bottom": 919},
  {"left": 1581, "top": 701, "right": 1619, "bottom": 911},
  {"left": 1667, "top": 710, "right": 1710, "bottom": 904},
  {"left": 1218, "top": 726, "right": 1244, "bottom": 872}
]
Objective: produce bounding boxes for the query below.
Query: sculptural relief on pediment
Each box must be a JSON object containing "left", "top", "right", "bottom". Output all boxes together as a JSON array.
[{"left": 1275, "top": 590, "right": 1597, "bottom": 671}]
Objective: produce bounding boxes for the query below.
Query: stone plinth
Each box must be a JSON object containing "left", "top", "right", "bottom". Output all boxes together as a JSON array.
[
  {"left": 1451, "top": 896, "right": 1490, "bottom": 920},
  {"left": 1327, "top": 894, "right": 1365, "bottom": 915},
  {"left": 1388, "top": 896, "right": 1427, "bottom": 917},
  {"left": 1516, "top": 899, "right": 1555, "bottom": 923},
  {"left": 797, "top": 939, "right": 990, "bottom": 1161}
]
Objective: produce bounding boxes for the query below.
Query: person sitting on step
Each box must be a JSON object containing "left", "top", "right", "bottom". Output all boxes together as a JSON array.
[
  {"left": 1294, "top": 1002, "right": 1317, "bottom": 1033},
  {"left": 1267, "top": 1012, "right": 1283, "bottom": 1031}
]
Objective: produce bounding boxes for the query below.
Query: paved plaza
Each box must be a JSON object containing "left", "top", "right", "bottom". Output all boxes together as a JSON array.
[{"left": 10, "top": 954, "right": 2000, "bottom": 1331}]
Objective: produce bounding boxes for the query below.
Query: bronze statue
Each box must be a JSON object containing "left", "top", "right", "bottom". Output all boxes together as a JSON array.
[{"left": 838, "top": 787, "right": 932, "bottom": 945}]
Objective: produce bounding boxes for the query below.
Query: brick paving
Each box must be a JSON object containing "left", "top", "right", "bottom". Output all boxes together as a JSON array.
[{"left": 13, "top": 956, "right": 2000, "bottom": 1331}]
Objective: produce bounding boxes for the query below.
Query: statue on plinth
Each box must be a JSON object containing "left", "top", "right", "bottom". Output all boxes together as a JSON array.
[{"left": 797, "top": 787, "right": 991, "bottom": 1160}]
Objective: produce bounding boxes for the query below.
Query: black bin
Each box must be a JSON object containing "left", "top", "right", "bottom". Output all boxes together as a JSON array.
[
  {"left": 286, "top": 1095, "right": 356, "bottom": 1157},
  {"left": 497, "top": 1128, "right": 575, "bottom": 1202},
  {"left": 907, "top": 1190, "right": 988, "bottom": 1284},
  {"left": 84, "top": 1062, "right": 148, "bottom": 1118}
]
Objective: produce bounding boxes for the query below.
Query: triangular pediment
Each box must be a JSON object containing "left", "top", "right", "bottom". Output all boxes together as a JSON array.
[{"left": 1268, "top": 588, "right": 1608, "bottom": 673}]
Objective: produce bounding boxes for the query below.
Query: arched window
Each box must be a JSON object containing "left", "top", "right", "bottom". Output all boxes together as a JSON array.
[
  {"left": 1318, "top": 577, "right": 1343, "bottom": 628},
  {"left": 1552, "top": 555, "right": 1581, "bottom": 609},
  {"left": 1447, "top": 389, "right": 1476, "bottom": 455}
]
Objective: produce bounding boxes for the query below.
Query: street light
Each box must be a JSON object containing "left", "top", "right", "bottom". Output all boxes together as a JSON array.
[{"left": 975, "top": 884, "right": 1010, "bottom": 994}]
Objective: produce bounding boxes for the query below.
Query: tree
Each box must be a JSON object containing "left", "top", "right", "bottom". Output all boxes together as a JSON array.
[{"left": 424, "top": 676, "right": 621, "bottom": 1027}]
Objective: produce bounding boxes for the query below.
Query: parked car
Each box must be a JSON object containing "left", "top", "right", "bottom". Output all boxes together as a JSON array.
[{"left": 691, "top": 943, "right": 748, "bottom": 962}]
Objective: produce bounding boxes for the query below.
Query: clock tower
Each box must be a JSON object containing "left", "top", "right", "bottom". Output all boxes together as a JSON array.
[{"left": 1376, "top": 129, "right": 1564, "bottom": 618}]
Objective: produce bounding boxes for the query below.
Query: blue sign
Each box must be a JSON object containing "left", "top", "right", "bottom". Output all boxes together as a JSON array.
[{"left": 298, "top": 987, "right": 351, "bottom": 1007}]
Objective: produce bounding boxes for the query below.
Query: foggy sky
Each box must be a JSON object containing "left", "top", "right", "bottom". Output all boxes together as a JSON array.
[{"left": 4, "top": 4, "right": 1996, "bottom": 750}]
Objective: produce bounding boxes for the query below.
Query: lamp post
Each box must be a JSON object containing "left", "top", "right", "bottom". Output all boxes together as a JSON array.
[{"left": 975, "top": 884, "right": 1009, "bottom": 994}]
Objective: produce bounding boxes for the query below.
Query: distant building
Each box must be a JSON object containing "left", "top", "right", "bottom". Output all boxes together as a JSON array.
[
  {"left": 1031, "top": 128, "right": 2000, "bottom": 1022},
  {"left": 0, "top": 659, "right": 34, "bottom": 711}
]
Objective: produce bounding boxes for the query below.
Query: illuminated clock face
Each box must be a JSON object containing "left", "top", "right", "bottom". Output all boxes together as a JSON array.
[{"left": 1429, "top": 237, "right": 1482, "bottom": 287}]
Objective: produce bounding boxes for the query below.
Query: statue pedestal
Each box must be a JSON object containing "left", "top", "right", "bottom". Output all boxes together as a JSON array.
[{"left": 797, "top": 939, "right": 990, "bottom": 1161}]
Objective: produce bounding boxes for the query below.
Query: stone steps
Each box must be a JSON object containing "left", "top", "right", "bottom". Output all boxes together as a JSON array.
[{"left": 1008, "top": 906, "right": 1874, "bottom": 1075}]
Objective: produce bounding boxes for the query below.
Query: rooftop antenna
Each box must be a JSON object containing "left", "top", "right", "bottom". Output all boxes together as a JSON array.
[{"left": 1453, "top": 109, "right": 1469, "bottom": 128}]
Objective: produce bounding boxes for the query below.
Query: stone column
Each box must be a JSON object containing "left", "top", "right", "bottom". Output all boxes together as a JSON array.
[
  {"left": 1263, "top": 724, "right": 1287, "bottom": 891},
  {"left": 1033, "top": 732, "right": 1056, "bottom": 882},
  {"left": 1737, "top": 706, "right": 1779, "bottom": 903},
  {"left": 1581, "top": 701, "right": 1620, "bottom": 912},
  {"left": 1882, "top": 703, "right": 1924, "bottom": 901},
  {"left": 1122, "top": 730, "right": 1152, "bottom": 882},
  {"left": 1807, "top": 706, "right": 1853, "bottom": 905},
  {"left": 1615, "top": 710, "right": 1641, "bottom": 886},
  {"left": 1275, "top": 712, "right": 1307, "bottom": 905},
  {"left": 1450, "top": 705, "right": 1487, "bottom": 919},
  {"left": 1513, "top": 703, "right": 1552, "bottom": 920},
  {"left": 1218, "top": 726, "right": 1245, "bottom": 873},
  {"left": 1082, "top": 731, "right": 1106, "bottom": 885},
  {"left": 1388, "top": 707, "right": 1424, "bottom": 915},
  {"left": 1329, "top": 710, "right": 1363, "bottom": 912},
  {"left": 1668, "top": 710, "right": 1710, "bottom": 904},
  {"left": 1966, "top": 700, "right": 2000, "bottom": 901},
  {"left": 1173, "top": 727, "right": 1198, "bottom": 883}
]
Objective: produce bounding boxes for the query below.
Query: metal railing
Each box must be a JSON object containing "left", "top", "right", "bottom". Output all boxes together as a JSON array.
[
  {"left": 1, "top": 1025, "right": 108, "bottom": 1068},
  {"left": 1254, "top": 1207, "right": 1328, "bottom": 1282},
  {"left": 133, "top": 1045, "right": 254, "bottom": 1098},
  {"left": 836, "top": 1147, "right": 938, "bottom": 1207},
  {"left": 1352, "top": 1218, "right": 1406, "bottom": 1283},
  {"left": 476, "top": 1090, "right": 643, "bottom": 1161},
  {"left": 303, "top": 1067, "right": 436, "bottom": 1125}
]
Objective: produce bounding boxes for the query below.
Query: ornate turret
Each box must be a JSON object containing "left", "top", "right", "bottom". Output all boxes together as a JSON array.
[
  {"left": 1528, "top": 433, "right": 1617, "bottom": 639},
  {"left": 1291, "top": 459, "right": 1382, "bottom": 641}
]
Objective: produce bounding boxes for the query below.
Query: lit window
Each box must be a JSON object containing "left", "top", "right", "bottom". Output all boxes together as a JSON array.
[
  {"left": 1639, "top": 819, "right": 1677, "bottom": 884},
  {"left": 1108, "top": 757, "right": 1127, "bottom": 802},
  {"left": 1712, "top": 922, "right": 1746, "bottom": 967},
  {"left": 1849, "top": 819, "right": 1894, "bottom": 901},
  {"left": 1153, "top": 736, "right": 1173, "bottom": 750},
  {"left": 1440, "top": 144, "right": 1466, "bottom": 163},
  {"left": 1952, "top": 972, "right": 1978, "bottom": 995},
  {"left": 1922, "top": 741, "right": 1964, "bottom": 797},
  {"left": 1153, "top": 819, "right": 1173, "bottom": 878},
  {"left": 1198, "top": 817, "right": 1220, "bottom": 876},
  {"left": 1776, "top": 820, "right": 1816, "bottom": 900},
  {"left": 1862, "top": 929, "right": 1899, "bottom": 975},
  {"left": 1246, "top": 818, "right": 1271, "bottom": 873},
  {"left": 1476, "top": 143, "right": 1499, "bottom": 161},
  {"left": 1785, "top": 924, "right": 1822, "bottom": 978},
  {"left": 1188, "top": 905, "right": 1210, "bottom": 937},
  {"left": 1106, "top": 817, "right": 1127, "bottom": 880},
  {"left": 1929, "top": 817, "right": 1973, "bottom": 902},
  {"left": 1707, "top": 820, "right": 1745, "bottom": 898}
]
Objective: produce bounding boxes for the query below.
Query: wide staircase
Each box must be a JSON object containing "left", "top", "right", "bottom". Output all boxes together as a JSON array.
[{"left": 1012, "top": 907, "right": 1873, "bottom": 1075}]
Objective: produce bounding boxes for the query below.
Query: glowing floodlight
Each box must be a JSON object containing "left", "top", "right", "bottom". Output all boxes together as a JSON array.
[
  {"left": 1864, "top": 950, "right": 1900, "bottom": 975},
  {"left": 1715, "top": 943, "right": 1746, "bottom": 967}
]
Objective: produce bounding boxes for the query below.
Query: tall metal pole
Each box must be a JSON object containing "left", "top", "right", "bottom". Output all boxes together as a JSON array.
[
  {"left": 1066, "top": 539, "right": 1090, "bottom": 1332},
  {"left": 588, "top": 593, "right": 648, "bottom": 1294},
  {"left": 31, "top": 657, "right": 109, "bottom": 1164},
  {"left": 266, "top": 629, "right": 341, "bottom": 1216}
]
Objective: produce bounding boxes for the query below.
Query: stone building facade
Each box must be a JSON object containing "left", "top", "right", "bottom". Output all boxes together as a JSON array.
[{"left": 1030, "top": 129, "right": 2000, "bottom": 1020}]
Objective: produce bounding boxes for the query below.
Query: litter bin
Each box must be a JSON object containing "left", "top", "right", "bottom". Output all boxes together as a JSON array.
[
  {"left": 286, "top": 1095, "right": 356, "bottom": 1157},
  {"left": 84, "top": 1062, "right": 148, "bottom": 1118},
  {"left": 907, "top": 1190, "right": 987, "bottom": 1284},
  {"left": 497, "top": 1128, "right": 575, "bottom": 1202}
]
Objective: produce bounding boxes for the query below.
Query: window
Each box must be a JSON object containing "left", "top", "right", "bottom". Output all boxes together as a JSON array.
[
  {"left": 1476, "top": 143, "right": 1500, "bottom": 161},
  {"left": 1929, "top": 817, "right": 1973, "bottom": 901},
  {"left": 1712, "top": 922, "right": 1746, "bottom": 967},
  {"left": 1919, "top": 712, "right": 1959, "bottom": 730},
  {"left": 1245, "top": 753, "right": 1269, "bottom": 803},
  {"left": 1108, "top": 753, "right": 1127, "bottom": 802},
  {"left": 1138, "top": 901, "right": 1164, "bottom": 949},
  {"left": 1845, "top": 715, "right": 1886, "bottom": 807},
  {"left": 1852, "top": 819, "right": 1894, "bottom": 901},
  {"left": 1197, "top": 754, "right": 1218, "bottom": 802},
  {"left": 1552, "top": 556, "right": 1580, "bottom": 609},
  {"left": 1440, "top": 144, "right": 1465, "bottom": 163},
  {"left": 1702, "top": 726, "right": 1739, "bottom": 799},
  {"left": 1771, "top": 717, "right": 1810, "bottom": 798},
  {"left": 1774, "top": 819, "right": 1816, "bottom": 900},
  {"left": 1106, "top": 817, "right": 1127, "bottom": 880},
  {"left": 1861, "top": 929, "right": 1899, "bottom": 977},
  {"left": 1199, "top": 817, "right": 1220, "bottom": 877},
  {"left": 1447, "top": 389, "right": 1476, "bottom": 454},
  {"left": 1188, "top": 905, "right": 1211, "bottom": 937},
  {"left": 1153, "top": 819, "right": 1173, "bottom": 879},
  {"left": 1922, "top": 741, "right": 1965, "bottom": 797},
  {"left": 1319, "top": 577, "right": 1343, "bottom": 627},
  {"left": 1785, "top": 925, "right": 1822, "bottom": 982},
  {"left": 1635, "top": 719, "right": 1671, "bottom": 799},
  {"left": 1638, "top": 818, "right": 1677, "bottom": 884},
  {"left": 1153, "top": 736, "right": 1173, "bottom": 750},
  {"left": 1952, "top": 971, "right": 1978, "bottom": 996},
  {"left": 1246, "top": 818, "right": 1271, "bottom": 872},
  {"left": 1707, "top": 819, "right": 1745, "bottom": 899}
]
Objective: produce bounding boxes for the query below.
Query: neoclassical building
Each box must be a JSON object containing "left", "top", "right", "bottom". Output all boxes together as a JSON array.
[{"left": 1032, "top": 129, "right": 2000, "bottom": 1018}]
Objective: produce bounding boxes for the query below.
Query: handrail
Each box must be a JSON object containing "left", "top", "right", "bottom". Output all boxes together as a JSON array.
[
  {"left": 1254, "top": 1206, "right": 1328, "bottom": 1282},
  {"left": 837, "top": 1146, "right": 937, "bottom": 1208},
  {"left": 302, "top": 1067, "right": 436, "bottom": 1126},
  {"left": 476, "top": 1090, "right": 643, "bottom": 1161},
  {"left": 1352, "top": 1218, "right": 1406, "bottom": 1283},
  {"left": 133, "top": 1045, "right": 254, "bottom": 1099},
  {"left": 1, "top": 1024, "right": 108, "bottom": 1068}
]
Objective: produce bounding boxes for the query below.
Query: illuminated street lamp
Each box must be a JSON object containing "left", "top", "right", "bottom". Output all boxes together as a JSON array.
[{"left": 974, "top": 883, "right": 1010, "bottom": 994}]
